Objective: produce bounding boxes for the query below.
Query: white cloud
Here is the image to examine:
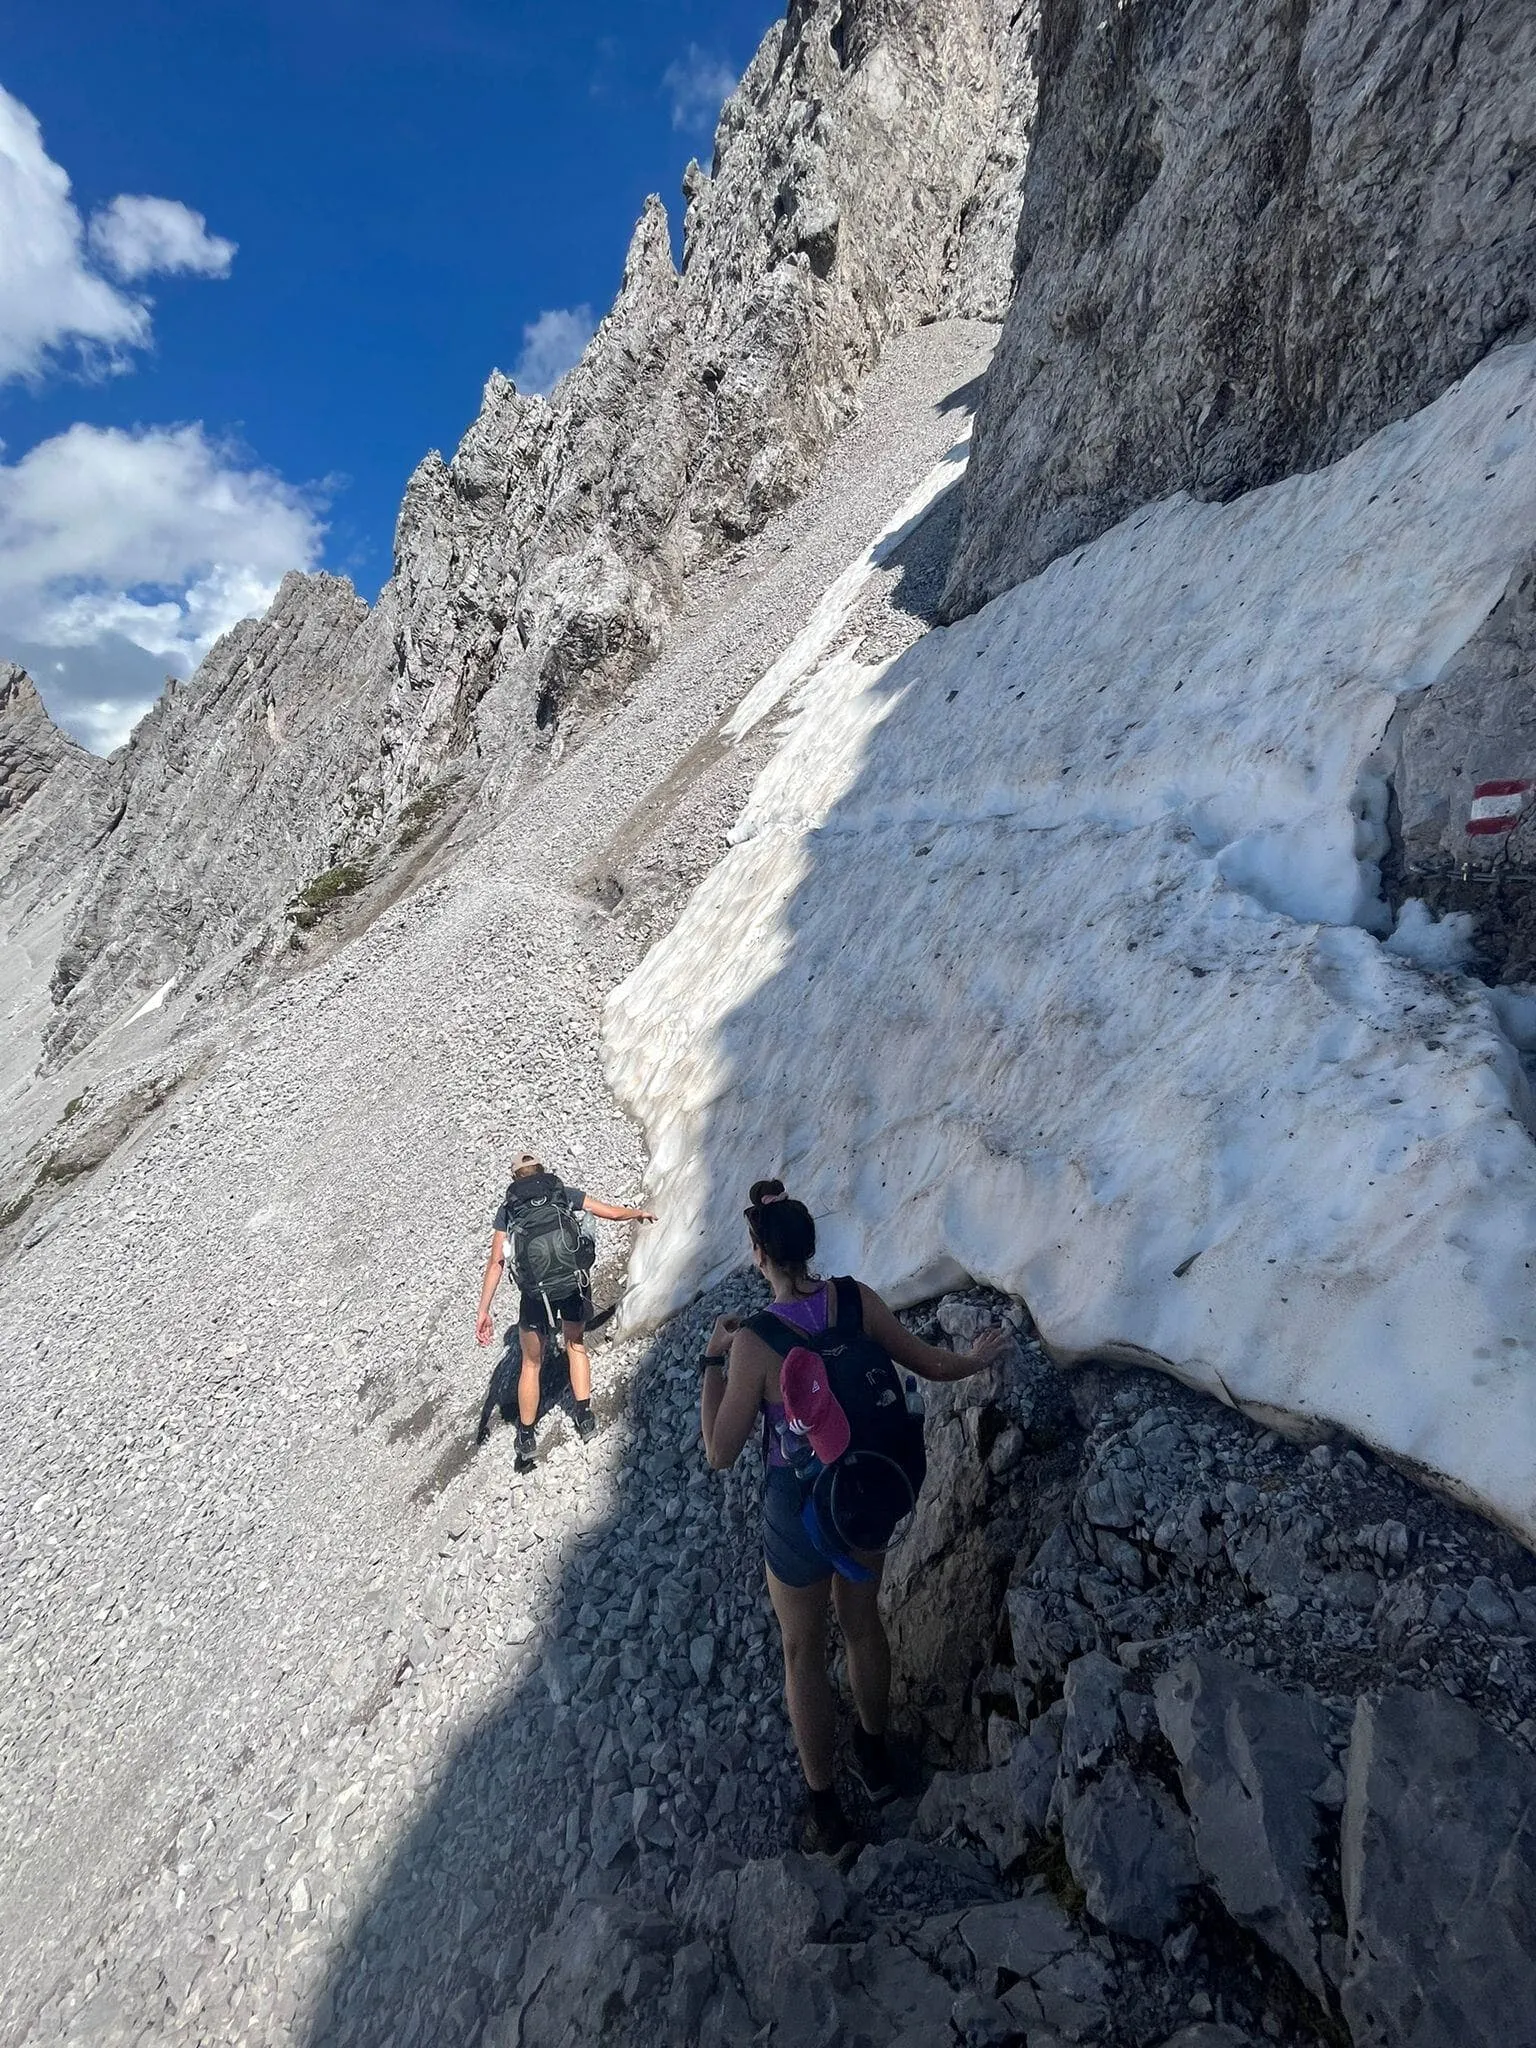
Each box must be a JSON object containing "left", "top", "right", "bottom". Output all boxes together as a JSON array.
[
  {"left": 662, "top": 45, "right": 738, "bottom": 134},
  {"left": 59, "top": 690, "right": 160, "bottom": 755},
  {"left": 512, "top": 305, "right": 595, "bottom": 397},
  {"left": 0, "top": 85, "right": 146, "bottom": 383},
  {"left": 0, "top": 423, "right": 324, "bottom": 729},
  {"left": 3, "top": 632, "right": 167, "bottom": 753},
  {"left": 0, "top": 82, "right": 234, "bottom": 386},
  {"left": 88, "top": 195, "right": 236, "bottom": 281}
]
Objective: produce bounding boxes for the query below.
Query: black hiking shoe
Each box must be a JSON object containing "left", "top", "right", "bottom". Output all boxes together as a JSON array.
[
  {"left": 849, "top": 1725, "right": 898, "bottom": 1807},
  {"left": 513, "top": 1424, "right": 538, "bottom": 1473},
  {"left": 797, "top": 1789, "right": 856, "bottom": 1858},
  {"left": 573, "top": 1403, "right": 598, "bottom": 1442}
]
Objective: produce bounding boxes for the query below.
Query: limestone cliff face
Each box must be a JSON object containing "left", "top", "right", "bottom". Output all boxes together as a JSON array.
[
  {"left": 37, "top": 0, "right": 1034, "bottom": 1059},
  {"left": 946, "top": 0, "right": 1536, "bottom": 611},
  {"left": 43, "top": 575, "right": 392, "bottom": 1055},
  {"left": 390, "top": 0, "right": 1035, "bottom": 740},
  {"left": 0, "top": 664, "right": 114, "bottom": 925},
  {"left": 0, "top": 668, "right": 116, "bottom": 1100}
]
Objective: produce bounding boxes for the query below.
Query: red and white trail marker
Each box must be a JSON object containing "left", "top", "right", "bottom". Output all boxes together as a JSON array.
[{"left": 1466, "top": 779, "right": 1532, "bottom": 838}]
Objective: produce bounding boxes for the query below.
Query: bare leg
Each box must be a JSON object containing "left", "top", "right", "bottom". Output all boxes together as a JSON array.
[
  {"left": 516, "top": 1327, "right": 543, "bottom": 1426},
  {"left": 767, "top": 1569, "right": 837, "bottom": 1791},
  {"left": 563, "top": 1322, "right": 591, "bottom": 1403},
  {"left": 832, "top": 1560, "right": 890, "bottom": 1736}
]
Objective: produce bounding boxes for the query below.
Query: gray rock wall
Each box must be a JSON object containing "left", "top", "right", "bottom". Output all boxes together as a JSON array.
[
  {"left": 1, "top": 665, "right": 113, "bottom": 912},
  {"left": 41, "top": 574, "right": 392, "bottom": 1058},
  {"left": 945, "top": 0, "right": 1536, "bottom": 612},
  {"left": 0, "top": 664, "right": 104, "bottom": 822}
]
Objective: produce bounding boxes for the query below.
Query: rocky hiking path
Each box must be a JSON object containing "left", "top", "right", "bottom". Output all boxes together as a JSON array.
[
  {"left": 0, "top": 322, "right": 997, "bottom": 2048},
  {"left": 505, "top": 1305, "right": 1536, "bottom": 2048}
]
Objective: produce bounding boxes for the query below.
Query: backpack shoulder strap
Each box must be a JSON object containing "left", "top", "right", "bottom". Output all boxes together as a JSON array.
[
  {"left": 830, "top": 1276, "right": 865, "bottom": 1337},
  {"left": 744, "top": 1308, "right": 796, "bottom": 1359}
]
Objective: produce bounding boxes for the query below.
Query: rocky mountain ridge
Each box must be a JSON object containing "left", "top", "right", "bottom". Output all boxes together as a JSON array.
[{"left": 4, "top": 0, "right": 1036, "bottom": 1072}]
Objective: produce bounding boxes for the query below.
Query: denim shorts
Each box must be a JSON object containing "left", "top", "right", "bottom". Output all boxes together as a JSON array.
[{"left": 763, "top": 1468, "right": 832, "bottom": 1588}]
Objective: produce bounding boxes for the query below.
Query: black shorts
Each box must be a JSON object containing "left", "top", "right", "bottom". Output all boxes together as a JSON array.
[{"left": 517, "top": 1288, "right": 593, "bottom": 1334}]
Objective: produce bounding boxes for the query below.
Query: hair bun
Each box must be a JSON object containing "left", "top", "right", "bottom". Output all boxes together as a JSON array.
[{"left": 748, "top": 1177, "right": 787, "bottom": 1207}]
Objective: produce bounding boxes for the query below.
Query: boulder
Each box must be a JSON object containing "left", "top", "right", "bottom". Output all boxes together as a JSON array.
[
  {"left": 1060, "top": 1762, "right": 1200, "bottom": 1943},
  {"left": 1341, "top": 1686, "right": 1536, "bottom": 2048},
  {"left": 1153, "top": 1652, "right": 1332, "bottom": 1997},
  {"left": 855, "top": 1939, "right": 957, "bottom": 2035},
  {"left": 958, "top": 1895, "right": 1080, "bottom": 1988},
  {"left": 729, "top": 1853, "right": 846, "bottom": 2023},
  {"left": 665, "top": 1940, "right": 717, "bottom": 2041},
  {"left": 914, "top": 1719, "right": 1059, "bottom": 1869},
  {"left": 1060, "top": 1653, "right": 1130, "bottom": 1777},
  {"left": 514, "top": 1896, "right": 673, "bottom": 2048}
]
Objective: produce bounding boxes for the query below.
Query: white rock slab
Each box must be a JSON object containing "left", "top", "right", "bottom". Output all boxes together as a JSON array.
[{"left": 606, "top": 343, "right": 1536, "bottom": 1545}]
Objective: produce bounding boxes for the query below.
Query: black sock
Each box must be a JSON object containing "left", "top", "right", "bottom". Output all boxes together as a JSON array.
[
  {"left": 574, "top": 1398, "right": 591, "bottom": 1416},
  {"left": 853, "top": 1724, "right": 888, "bottom": 1761},
  {"left": 808, "top": 1785, "right": 842, "bottom": 1824}
]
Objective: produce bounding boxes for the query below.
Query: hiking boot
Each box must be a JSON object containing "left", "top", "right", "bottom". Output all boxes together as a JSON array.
[
  {"left": 573, "top": 1404, "right": 598, "bottom": 1442},
  {"left": 849, "top": 1725, "right": 898, "bottom": 1807},
  {"left": 797, "top": 1789, "right": 855, "bottom": 1857},
  {"left": 513, "top": 1424, "right": 538, "bottom": 1473}
]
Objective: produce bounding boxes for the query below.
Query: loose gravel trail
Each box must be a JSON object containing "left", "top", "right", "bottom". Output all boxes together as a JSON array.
[{"left": 0, "top": 319, "right": 995, "bottom": 2048}]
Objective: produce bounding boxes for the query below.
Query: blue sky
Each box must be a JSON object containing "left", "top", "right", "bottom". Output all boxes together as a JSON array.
[{"left": 0, "top": 0, "right": 775, "bottom": 747}]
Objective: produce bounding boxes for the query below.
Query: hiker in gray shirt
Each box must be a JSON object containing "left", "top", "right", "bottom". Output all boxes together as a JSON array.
[{"left": 476, "top": 1152, "right": 655, "bottom": 1469}]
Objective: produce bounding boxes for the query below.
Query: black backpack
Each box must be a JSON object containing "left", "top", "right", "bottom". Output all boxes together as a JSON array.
[
  {"left": 747, "top": 1276, "right": 927, "bottom": 1565},
  {"left": 504, "top": 1173, "right": 596, "bottom": 1301}
]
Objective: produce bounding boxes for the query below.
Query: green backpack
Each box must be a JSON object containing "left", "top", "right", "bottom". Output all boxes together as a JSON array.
[{"left": 505, "top": 1173, "right": 596, "bottom": 1301}]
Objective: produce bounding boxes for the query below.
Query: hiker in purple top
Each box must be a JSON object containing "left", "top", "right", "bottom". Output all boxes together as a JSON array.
[{"left": 698, "top": 1178, "right": 1006, "bottom": 1855}]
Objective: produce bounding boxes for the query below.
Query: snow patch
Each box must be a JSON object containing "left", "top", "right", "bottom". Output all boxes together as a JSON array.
[
  {"left": 1492, "top": 985, "right": 1536, "bottom": 1054},
  {"left": 606, "top": 343, "right": 1536, "bottom": 1544},
  {"left": 127, "top": 977, "right": 176, "bottom": 1023},
  {"left": 1384, "top": 899, "right": 1477, "bottom": 973}
]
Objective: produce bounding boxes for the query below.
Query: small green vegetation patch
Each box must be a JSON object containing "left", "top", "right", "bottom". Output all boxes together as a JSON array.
[
  {"left": 37, "top": 1153, "right": 91, "bottom": 1187},
  {"left": 397, "top": 781, "right": 456, "bottom": 850},
  {"left": 0, "top": 1190, "right": 33, "bottom": 1230},
  {"left": 289, "top": 862, "right": 369, "bottom": 930},
  {"left": 61, "top": 1095, "right": 86, "bottom": 1122}
]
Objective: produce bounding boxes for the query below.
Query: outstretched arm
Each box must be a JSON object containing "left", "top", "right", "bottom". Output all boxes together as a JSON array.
[
  {"left": 475, "top": 1232, "right": 507, "bottom": 1345},
  {"left": 582, "top": 1195, "right": 658, "bottom": 1223},
  {"left": 858, "top": 1283, "right": 1008, "bottom": 1382}
]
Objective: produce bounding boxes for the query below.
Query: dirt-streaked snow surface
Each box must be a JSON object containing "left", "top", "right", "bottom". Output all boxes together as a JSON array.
[{"left": 608, "top": 342, "right": 1536, "bottom": 1546}]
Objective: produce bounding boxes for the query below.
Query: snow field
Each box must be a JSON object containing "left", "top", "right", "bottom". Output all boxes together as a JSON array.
[{"left": 606, "top": 342, "right": 1536, "bottom": 1544}]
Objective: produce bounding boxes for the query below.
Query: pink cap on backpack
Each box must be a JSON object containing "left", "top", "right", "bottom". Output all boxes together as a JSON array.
[{"left": 780, "top": 1347, "right": 851, "bottom": 1464}]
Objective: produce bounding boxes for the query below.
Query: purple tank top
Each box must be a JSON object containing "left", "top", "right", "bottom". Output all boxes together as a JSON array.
[{"left": 761, "top": 1282, "right": 833, "bottom": 1470}]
